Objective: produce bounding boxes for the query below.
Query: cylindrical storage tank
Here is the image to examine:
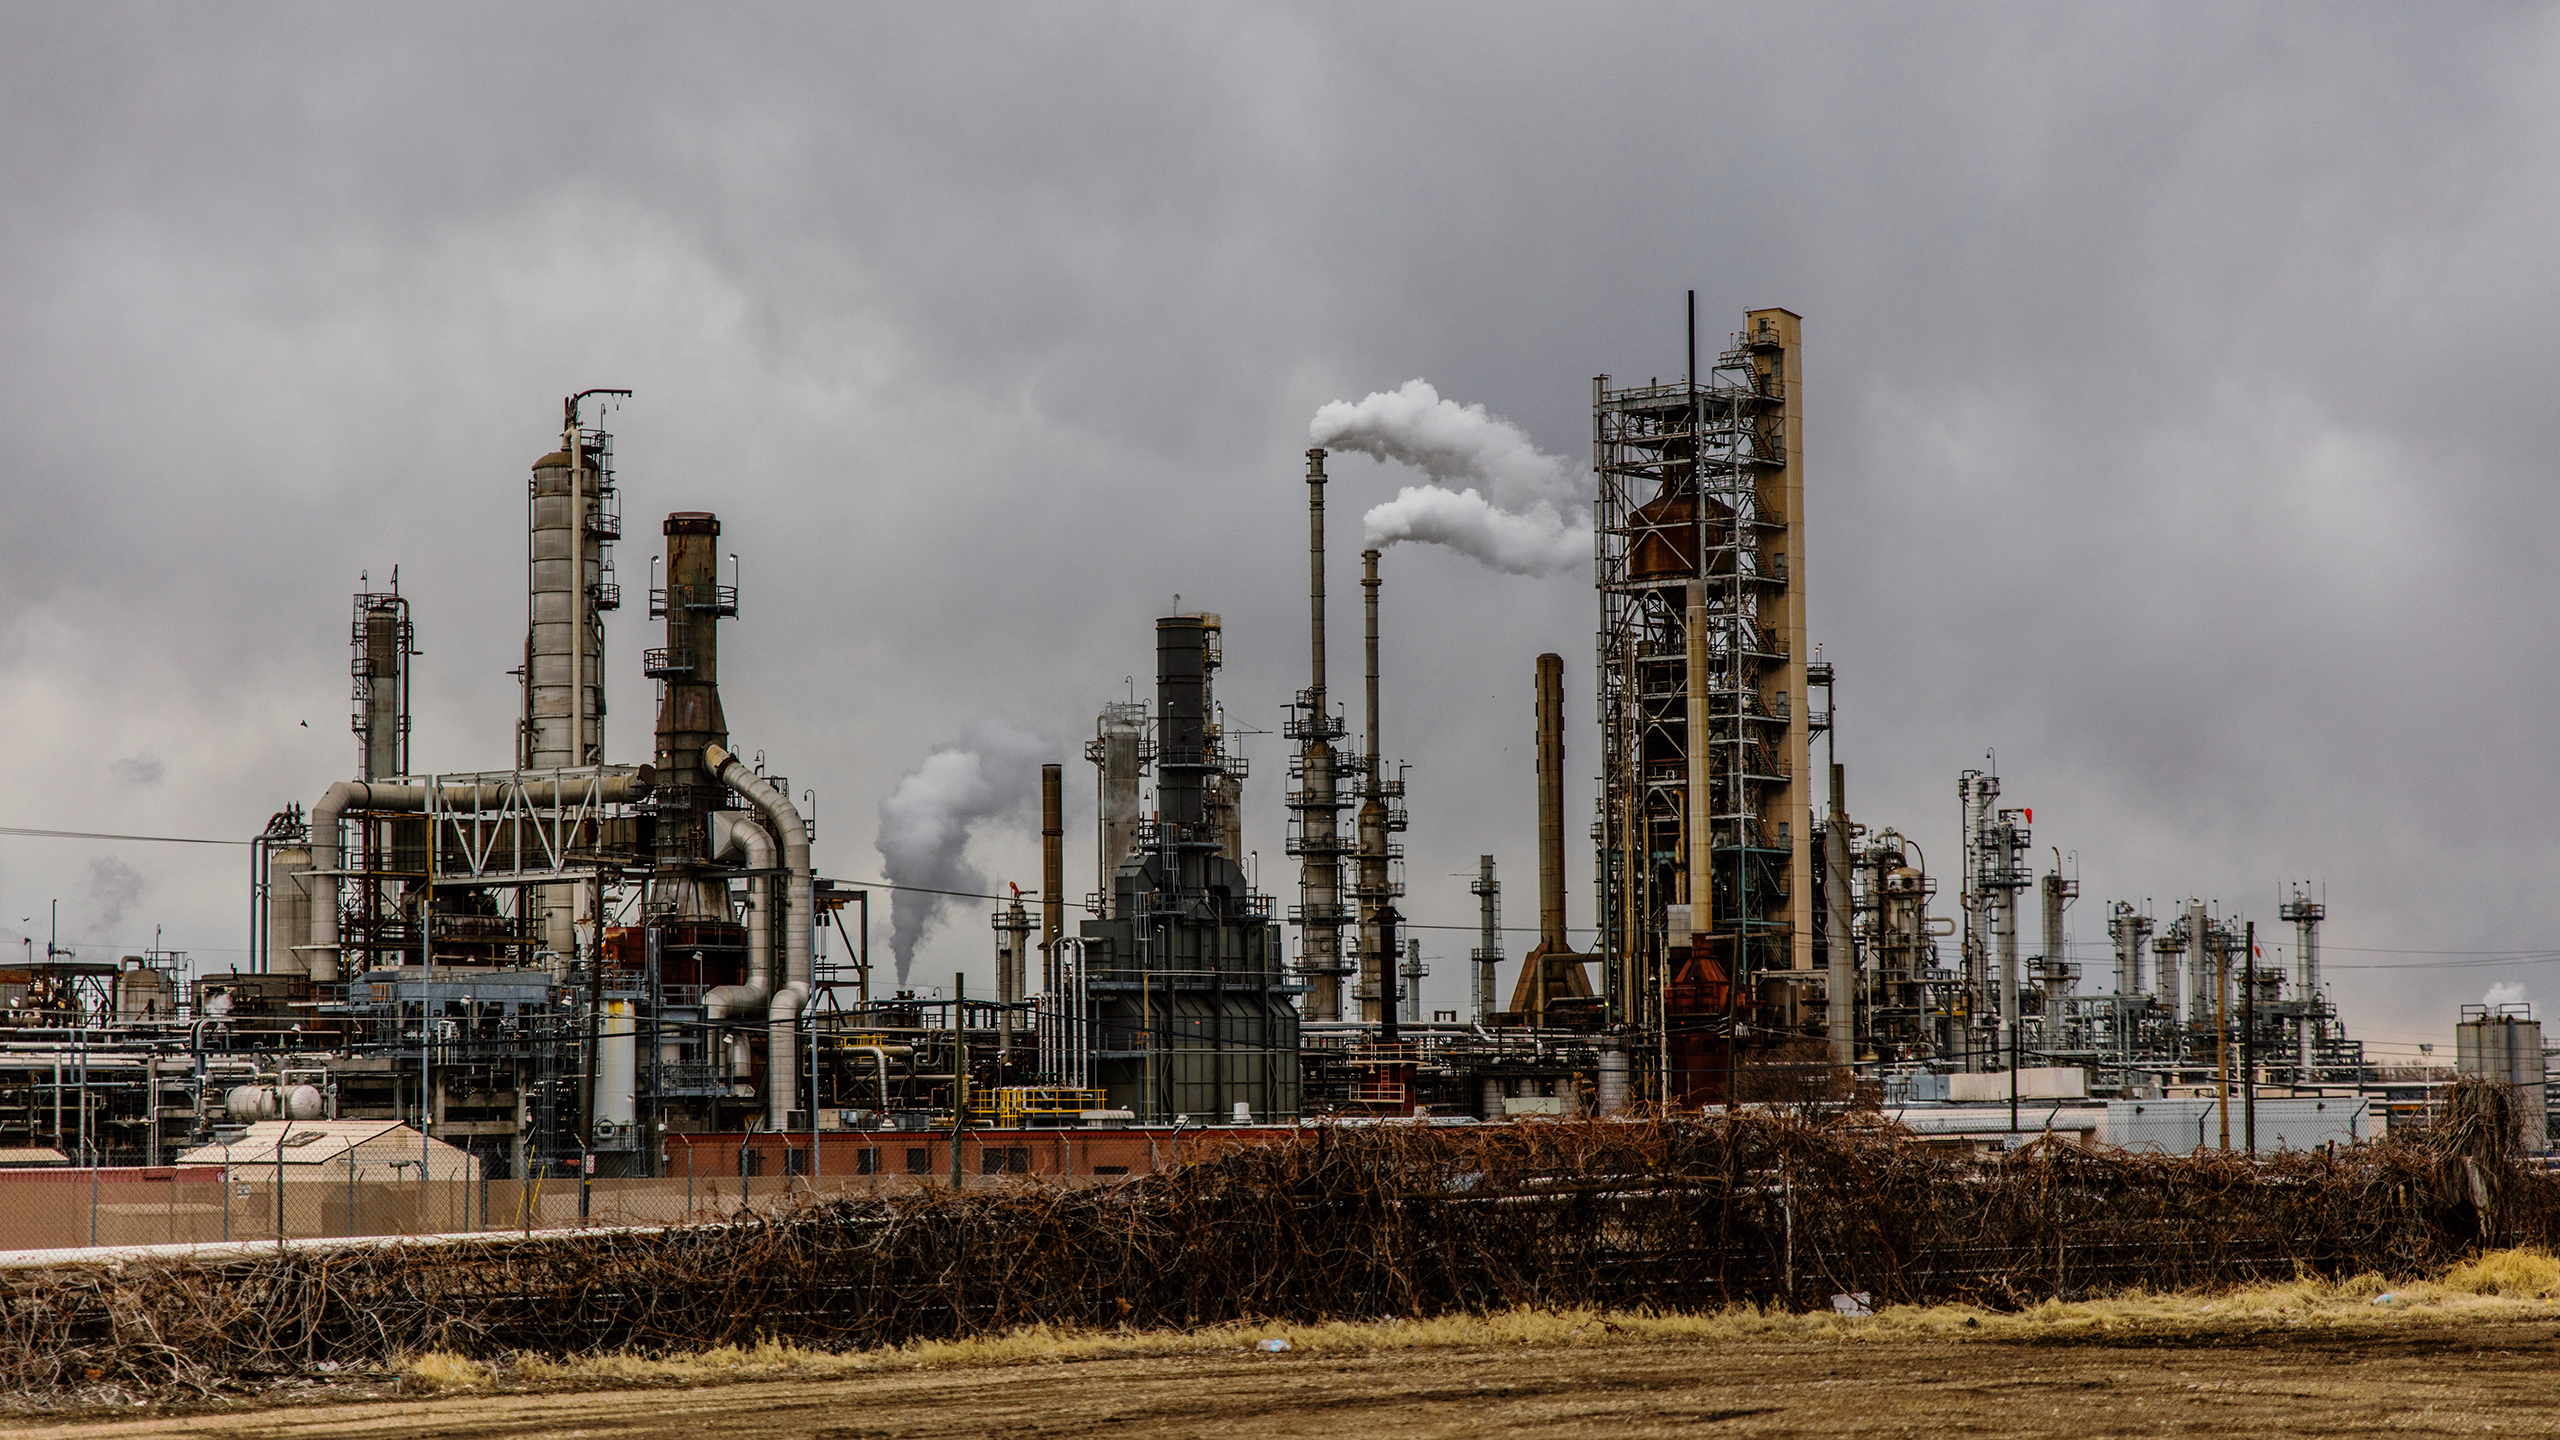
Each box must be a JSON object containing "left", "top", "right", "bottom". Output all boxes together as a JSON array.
[
  {"left": 1482, "top": 1077, "right": 1505, "bottom": 1121},
  {"left": 266, "top": 845, "right": 313, "bottom": 976},
  {"left": 598, "top": 1000, "right": 637, "bottom": 1129},
  {"left": 1596, "top": 1046, "right": 1629, "bottom": 1115},
  {"left": 226, "top": 1084, "right": 324, "bottom": 1121}
]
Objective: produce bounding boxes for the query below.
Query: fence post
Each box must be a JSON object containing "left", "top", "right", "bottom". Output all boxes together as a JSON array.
[{"left": 347, "top": 1151, "right": 357, "bottom": 1238}]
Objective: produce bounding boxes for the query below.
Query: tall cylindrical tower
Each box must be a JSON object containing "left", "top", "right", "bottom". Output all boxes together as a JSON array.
[
  {"left": 524, "top": 441, "right": 612, "bottom": 771},
  {"left": 1288, "top": 449, "right": 1351, "bottom": 1021}
]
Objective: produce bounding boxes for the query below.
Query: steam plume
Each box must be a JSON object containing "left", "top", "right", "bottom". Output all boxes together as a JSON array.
[
  {"left": 1310, "top": 378, "right": 1589, "bottom": 575},
  {"left": 875, "top": 720, "right": 1052, "bottom": 982},
  {"left": 87, "top": 857, "right": 144, "bottom": 933}
]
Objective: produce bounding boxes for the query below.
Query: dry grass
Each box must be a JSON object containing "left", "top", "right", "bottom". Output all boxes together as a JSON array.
[{"left": 393, "top": 1249, "right": 2560, "bottom": 1394}]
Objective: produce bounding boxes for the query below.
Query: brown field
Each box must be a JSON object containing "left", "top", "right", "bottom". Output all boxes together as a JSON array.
[{"left": 16, "top": 1258, "right": 2560, "bottom": 1438}]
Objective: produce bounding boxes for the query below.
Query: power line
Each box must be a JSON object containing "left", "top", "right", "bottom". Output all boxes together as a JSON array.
[{"left": 0, "top": 825, "right": 250, "bottom": 846}]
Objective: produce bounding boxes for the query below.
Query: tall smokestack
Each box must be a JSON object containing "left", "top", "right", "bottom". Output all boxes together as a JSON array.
[
  {"left": 1355, "top": 549, "right": 1388, "bottom": 1023},
  {"left": 1534, "top": 653, "right": 1567, "bottom": 951},
  {"left": 1291, "top": 449, "right": 1349, "bottom": 1021},
  {"left": 1041, "top": 763, "right": 1064, "bottom": 989}
]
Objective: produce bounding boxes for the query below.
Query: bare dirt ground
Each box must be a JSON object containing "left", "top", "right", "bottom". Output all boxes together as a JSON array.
[{"left": 13, "top": 1319, "right": 2560, "bottom": 1440}]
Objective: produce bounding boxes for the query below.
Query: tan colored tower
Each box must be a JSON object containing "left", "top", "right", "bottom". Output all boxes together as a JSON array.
[{"left": 1744, "top": 309, "right": 1812, "bottom": 976}]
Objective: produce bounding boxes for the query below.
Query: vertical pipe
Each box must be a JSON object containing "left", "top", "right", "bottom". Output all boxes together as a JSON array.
[
  {"left": 1683, "top": 582, "right": 1713, "bottom": 951},
  {"left": 949, "top": 976, "right": 966, "bottom": 1191},
  {"left": 1826, "top": 762, "right": 1853, "bottom": 1066},
  {"left": 1474, "top": 855, "right": 1499, "bottom": 1024},
  {"left": 1041, "top": 765, "right": 1064, "bottom": 992}
]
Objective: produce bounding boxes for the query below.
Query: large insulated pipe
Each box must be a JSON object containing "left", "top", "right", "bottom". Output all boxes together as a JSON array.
[
  {"left": 308, "top": 769, "right": 652, "bottom": 983},
  {"left": 707, "top": 742, "right": 812, "bottom": 1130},
  {"left": 1533, "top": 654, "right": 1568, "bottom": 952},
  {"left": 702, "top": 811, "right": 776, "bottom": 1045},
  {"left": 1041, "top": 764, "right": 1064, "bottom": 991}
]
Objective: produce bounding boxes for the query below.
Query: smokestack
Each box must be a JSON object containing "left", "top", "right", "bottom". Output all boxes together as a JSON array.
[
  {"left": 1363, "top": 550, "right": 1382, "bottom": 769},
  {"left": 1293, "top": 449, "right": 1349, "bottom": 1022},
  {"left": 1041, "top": 763, "right": 1063, "bottom": 989},
  {"left": 1534, "top": 653, "right": 1567, "bottom": 951},
  {"left": 1356, "top": 549, "right": 1387, "bottom": 1023}
]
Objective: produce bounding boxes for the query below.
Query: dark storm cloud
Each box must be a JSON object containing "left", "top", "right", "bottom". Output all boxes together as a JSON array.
[{"left": 0, "top": 3, "right": 2554, "bottom": 1053}]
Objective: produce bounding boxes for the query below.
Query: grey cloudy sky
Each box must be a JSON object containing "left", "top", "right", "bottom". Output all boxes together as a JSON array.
[{"left": 1, "top": 4, "right": 2553, "bottom": 1061}]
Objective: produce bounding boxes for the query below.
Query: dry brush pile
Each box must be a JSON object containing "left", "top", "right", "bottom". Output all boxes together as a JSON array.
[{"left": 4, "top": 1081, "right": 2549, "bottom": 1399}]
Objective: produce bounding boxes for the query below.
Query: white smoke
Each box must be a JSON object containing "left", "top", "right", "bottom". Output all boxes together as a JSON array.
[
  {"left": 2484, "top": 980, "right": 2531, "bottom": 1011},
  {"left": 86, "top": 857, "right": 144, "bottom": 934},
  {"left": 875, "top": 720, "right": 1052, "bottom": 983},
  {"left": 1310, "top": 378, "right": 1590, "bottom": 575},
  {"left": 1359, "top": 485, "right": 1586, "bottom": 577}
]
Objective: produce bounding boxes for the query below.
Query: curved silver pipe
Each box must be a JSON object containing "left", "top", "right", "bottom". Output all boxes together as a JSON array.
[
  {"left": 702, "top": 811, "right": 776, "bottom": 1022},
  {"left": 706, "top": 743, "right": 812, "bottom": 1129}
]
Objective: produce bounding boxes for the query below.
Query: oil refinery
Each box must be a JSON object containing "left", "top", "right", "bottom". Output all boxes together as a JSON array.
[{"left": 0, "top": 310, "right": 2434, "bottom": 1184}]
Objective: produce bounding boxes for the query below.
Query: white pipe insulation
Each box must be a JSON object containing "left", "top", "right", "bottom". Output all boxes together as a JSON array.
[
  {"left": 702, "top": 812, "right": 777, "bottom": 1013},
  {"left": 706, "top": 743, "right": 813, "bottom": 1129},
  {"left": 308, "top": 770, "right": 652, "bottom": 984}
]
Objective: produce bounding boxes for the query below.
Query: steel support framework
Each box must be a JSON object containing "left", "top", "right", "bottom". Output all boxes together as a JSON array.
[{"left": 1595, "top": 312, "right": 1806, "bottom": 1074}]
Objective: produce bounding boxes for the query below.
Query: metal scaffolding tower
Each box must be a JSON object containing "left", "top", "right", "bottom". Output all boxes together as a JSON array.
[{"left": 1595, "top": 307, "right": 1808, "bottom": 1095}]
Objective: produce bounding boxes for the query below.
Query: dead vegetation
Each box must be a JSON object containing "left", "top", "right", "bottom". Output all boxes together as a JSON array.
[{"left": 2, "top": 1080, "right": 2549, "bottom": 1405}]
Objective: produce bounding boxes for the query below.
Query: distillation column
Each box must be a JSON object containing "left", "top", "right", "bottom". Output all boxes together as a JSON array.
[{"left": 2282, "top": 887, "right": 2325, "bottom": 1081}]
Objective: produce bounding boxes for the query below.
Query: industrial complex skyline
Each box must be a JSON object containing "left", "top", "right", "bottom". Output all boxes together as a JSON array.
[{"left": 1, "top": 5, "right": 2555, "bottom": 1062}]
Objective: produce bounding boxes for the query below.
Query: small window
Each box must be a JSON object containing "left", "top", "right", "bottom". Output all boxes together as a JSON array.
[
  {"left": 857, "top": 1149, "right": 879, "bottom": 1175},
  {"left": 739, "top": 1150, "right": 764, "bottom": 1177},
  {"left": 905, "top": 1148, "right": 932, "bottom": 1175},
  {"left": 784, "top": 1147, "right": 806, "bottom": 1177},
  {"left": 982, "top": 1149, "right": 1006, "bottom": 1175},
  {"left": 1007, "top": 1146, "right": 1031, "bottom": 1174}
]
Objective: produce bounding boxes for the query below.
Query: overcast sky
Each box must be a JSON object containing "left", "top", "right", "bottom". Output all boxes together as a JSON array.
[{"left": 2, "top": 4, "right": 2554, "bottom": 1062}]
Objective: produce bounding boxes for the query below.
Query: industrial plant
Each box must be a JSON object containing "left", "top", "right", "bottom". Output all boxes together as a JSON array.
[{"left": 0, "top": 311, "right": 2494, "bottom": 1187}]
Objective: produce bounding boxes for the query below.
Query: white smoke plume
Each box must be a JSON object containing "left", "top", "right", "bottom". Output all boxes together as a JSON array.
[
  {"left": 86, "top": 857, "right": 144, "bottom": 934},
  {"left": 1310, "top": 378, "right": 1590, "bottom": 575},
  {"left": 875, "top": 720, "right": 1052, "bottom": 983},
  {"left": 2484, "top": 980, "right": 2531, "bottom": 1011}
]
